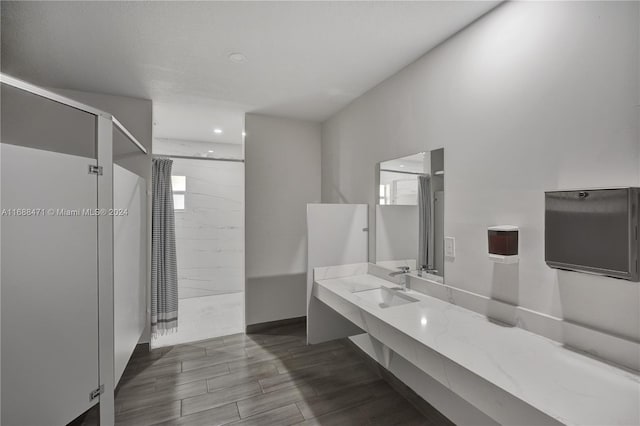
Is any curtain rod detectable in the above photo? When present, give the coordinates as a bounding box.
[153,154,244,163]
[379,168,427,176]
[113,117,148,155]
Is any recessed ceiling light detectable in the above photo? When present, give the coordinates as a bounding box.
[228,52,247,63]
[399,164,405,168]
[242,131,247,137]
[214,128,223,134]
[208,150,214,153]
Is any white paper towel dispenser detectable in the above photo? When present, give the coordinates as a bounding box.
[545,187,639,281]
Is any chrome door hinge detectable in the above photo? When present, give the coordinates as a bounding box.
[88,165,103,175]
[89,385,104,401]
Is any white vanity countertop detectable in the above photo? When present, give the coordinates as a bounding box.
[314,274,640,426]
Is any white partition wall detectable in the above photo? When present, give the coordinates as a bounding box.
[0,75,118,425]
[1,143,101,426]
[113,165,147,384]
[306,204,368,344]
[0,74,147,426]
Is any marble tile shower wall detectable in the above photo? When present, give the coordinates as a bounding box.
[172,158,244,299]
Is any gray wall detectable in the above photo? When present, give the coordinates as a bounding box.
[375,205,418,263]
[322,1,640,341]
[1,84,96,158]
[52,88,152,178]
[245,114,321,326]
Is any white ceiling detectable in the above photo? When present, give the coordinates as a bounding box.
[381,152,427,174]
[152,99,246,144]
[2,1,499,122]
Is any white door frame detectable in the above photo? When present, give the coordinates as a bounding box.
[97,116,115,426]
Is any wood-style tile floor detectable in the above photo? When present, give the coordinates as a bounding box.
[80,323,452,425]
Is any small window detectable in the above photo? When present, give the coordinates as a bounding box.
[172,175,186,211]
[379,184,391,205]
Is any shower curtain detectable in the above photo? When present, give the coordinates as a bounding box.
[151,158,178,336]
[418,174,433,270]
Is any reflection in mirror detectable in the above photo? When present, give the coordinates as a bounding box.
[379,152,425,205]
[376,149,444,282]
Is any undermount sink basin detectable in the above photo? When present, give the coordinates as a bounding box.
[352,287,418,309]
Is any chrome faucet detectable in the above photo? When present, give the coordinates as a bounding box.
[418,265,438,277]
[389,266,411,291]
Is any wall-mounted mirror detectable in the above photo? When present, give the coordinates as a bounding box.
[375,148,444,282]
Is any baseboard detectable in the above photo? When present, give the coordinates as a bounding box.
[246,316,306,334]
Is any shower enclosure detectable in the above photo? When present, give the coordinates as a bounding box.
[152,142,245,347]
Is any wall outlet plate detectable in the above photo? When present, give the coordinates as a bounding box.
[444,237,455,258]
